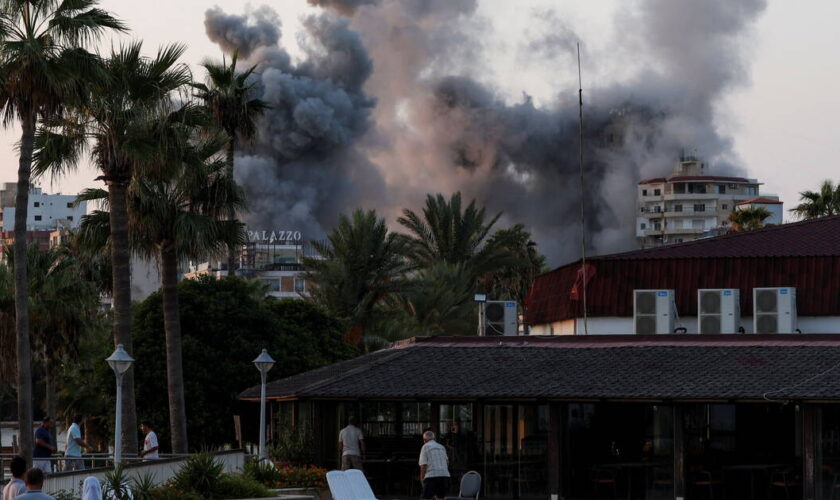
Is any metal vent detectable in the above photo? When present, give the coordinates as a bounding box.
[756,290,777,313]
[485,303,504,322]
[636,316,657,335]
[756,315,778,334]
[636,292,657,315]
[700,291,721,314]
[700,316,722,334]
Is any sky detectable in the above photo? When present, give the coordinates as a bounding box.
[0,0,838,239]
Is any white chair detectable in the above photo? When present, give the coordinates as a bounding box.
[345,469,378,500]
[445,471,481,500]
[327,470,356,500]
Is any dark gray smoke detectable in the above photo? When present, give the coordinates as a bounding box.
[204,0,766,265]
[204,6,281,58]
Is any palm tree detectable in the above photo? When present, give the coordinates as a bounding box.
[303,209,410,345]
[0,0,124,462]
[790,180,840,219]
[480,224,546,306]
[728,207,772,232]
[77,130,245,453]
[397,192,510,277]
[35,42,191,455]
[193,51,268,277]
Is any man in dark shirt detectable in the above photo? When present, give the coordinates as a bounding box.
[33,417,56,473]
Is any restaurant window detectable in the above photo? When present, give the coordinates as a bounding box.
[402,402,431,436]
[360,402,398,438]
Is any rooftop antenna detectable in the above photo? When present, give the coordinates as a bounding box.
[577,42,589,335]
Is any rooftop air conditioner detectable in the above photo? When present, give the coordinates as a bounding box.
[698,289,740,334]
[753,287,797,334]
[634,290,675,335]
[484,301,518,336]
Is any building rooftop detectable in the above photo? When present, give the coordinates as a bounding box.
[525,216,840,323]
[638,175,753,185]
[240,335,840,402]
[736,197,783,206]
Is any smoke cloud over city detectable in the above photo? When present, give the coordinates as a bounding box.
[204,0,766,266]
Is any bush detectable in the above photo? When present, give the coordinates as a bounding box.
[151,485,201,500]
[215,475,271,499]
[242,460,282,486]
[172,453,224,499]
[269,422,314,464]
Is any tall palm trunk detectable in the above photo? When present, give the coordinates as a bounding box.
[14,111,35,464]
[160,245,188,453]
[225,139,238,277]
[106,179,138,455]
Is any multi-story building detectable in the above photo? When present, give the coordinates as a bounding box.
[185,229,315,299]
[0,183,87,232]
[635,156,780,247]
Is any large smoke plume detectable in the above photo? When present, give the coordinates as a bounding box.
[204,0,766,265]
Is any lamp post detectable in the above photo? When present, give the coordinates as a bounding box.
[106,344,134,465]
[253,349,275,462]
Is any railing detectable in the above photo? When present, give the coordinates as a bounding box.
[0,450,245,496]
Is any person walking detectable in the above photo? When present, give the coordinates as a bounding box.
[14,468,56,500]
[2,456,27,500]
[419,430,450,500]
[338,416,365,470]
[64,414,90,471]
[33,417,56,473]
[139,422,160,459]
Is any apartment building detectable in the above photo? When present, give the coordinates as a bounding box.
[0,183,86,232]
[635,157,779,247]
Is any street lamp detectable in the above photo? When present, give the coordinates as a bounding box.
[106,344,134,465]
[253,349,275,462]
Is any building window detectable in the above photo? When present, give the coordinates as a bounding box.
[67,216,73,221]
[261,279,280,292]
[722,204,728,210]
[640,207,646,213]
[674,204,683,212]
[718,185,726,194]
[654,189,661,196]
[34,215,42,221]
[294,278,305,293]
[67,202,73,208]
[642,189,648,196]
[693,204,705,212]
[33,202,40,207]
[654,205,661,213]
[653,223,662,230]
[640,223,646,230]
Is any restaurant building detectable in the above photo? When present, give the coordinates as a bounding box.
[242,334,840,499]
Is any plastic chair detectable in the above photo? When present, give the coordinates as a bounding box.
[445,470,481,500]
[590,467,619,499]
[345,469,378,500]
[327,470,357,500]
[768,468,798,500]
[689,468,725,500]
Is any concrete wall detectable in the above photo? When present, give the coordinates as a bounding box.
[43,450,245,497]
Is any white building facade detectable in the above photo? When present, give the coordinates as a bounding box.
[735,197,784,225]
[0,183,86,232]
[635,157,776,248]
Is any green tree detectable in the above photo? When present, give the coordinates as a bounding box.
[728,207,772,232]
[0,0,124,462]
[193,51,268,277]
[78,131,246,453]
[37,42,192,454]
[790,180,840,219]
[303,209,410,345]
[132,276,355,450]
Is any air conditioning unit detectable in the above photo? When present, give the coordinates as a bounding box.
[634,290,675,335]
[753,287,797,334]
[484,301,518,336]
[697,289,740,334]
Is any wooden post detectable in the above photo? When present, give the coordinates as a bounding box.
[548,402,562,500]
[803,404,817,500]
[673,405,686,499]
[431,402,441,435]
[292,400,300,431]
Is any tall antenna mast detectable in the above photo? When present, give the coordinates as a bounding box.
[577,42,589,335]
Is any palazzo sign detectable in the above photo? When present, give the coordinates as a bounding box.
[247,230,303,243]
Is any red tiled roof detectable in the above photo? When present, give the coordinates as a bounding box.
[638,175,752,185]
[736,197,783,205]
[524,216,840,324]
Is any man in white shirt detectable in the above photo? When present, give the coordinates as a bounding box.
[337,416,365,470]
[419,430,450,500]
[64,414,90,471]
[139,422,160,459]
[2,456,27,500]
